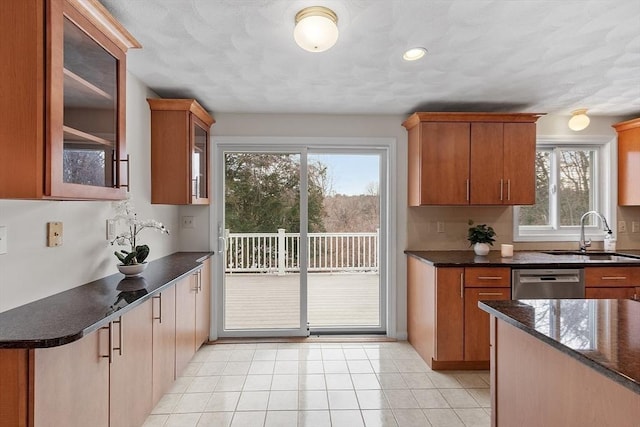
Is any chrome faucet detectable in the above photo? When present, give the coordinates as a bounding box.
[579,210,612,252]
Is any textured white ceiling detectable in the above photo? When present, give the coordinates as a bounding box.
[101,0,640,117]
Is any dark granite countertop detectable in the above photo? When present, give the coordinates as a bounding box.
[479,299,640,395]
[0,252,213,349]
[406,250,640,267]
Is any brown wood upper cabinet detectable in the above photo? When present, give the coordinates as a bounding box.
[402,112,543,206]
[148,99,215,205]
[0,0,140,200]
[613,118,640,206]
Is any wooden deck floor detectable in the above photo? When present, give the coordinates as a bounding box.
[224,273,380,330]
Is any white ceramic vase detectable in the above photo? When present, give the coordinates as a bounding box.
[117,262,147,277]
[473,243,490,256]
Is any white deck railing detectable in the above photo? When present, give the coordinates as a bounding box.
[225,229,379,274]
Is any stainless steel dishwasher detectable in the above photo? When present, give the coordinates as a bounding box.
[512,268,585,299]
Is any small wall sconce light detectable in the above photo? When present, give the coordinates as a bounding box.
[568,109,590,131]
[294,6,339,52]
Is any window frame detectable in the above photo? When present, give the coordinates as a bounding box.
[513,135,615,242]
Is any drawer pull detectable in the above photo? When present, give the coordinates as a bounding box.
[113,317,123,356]
[600,276,627,280]
[100,324,112,364]
[478,292,504,296]
[153,294,162,323]
[477,276,503,280]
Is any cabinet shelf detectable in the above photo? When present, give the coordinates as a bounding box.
[63,126,114,146]
[64,68,114,109]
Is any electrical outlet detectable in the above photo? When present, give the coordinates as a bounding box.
[437,221,445,233]
[633,221,640,233]
[618,221,627,233]
[0,226,7,255]
[182,216,195,229]
[47,222,63,247]
[106,219,116,240]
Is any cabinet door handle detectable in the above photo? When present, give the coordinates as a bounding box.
[198,270,202,291]
[113,317,123,356]
[100,324,112,364]
[500,179,504,201]
[153,294,162,323]
[478,292,504,296]
[460,273,464,299]
[507,179,511,201]
[192,176,200,199]
[477,276,503,280]
[466,179,470,201]
[601,276,627,280]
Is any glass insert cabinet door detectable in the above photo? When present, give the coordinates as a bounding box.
[192,119,209,202]
[49,0,128,199]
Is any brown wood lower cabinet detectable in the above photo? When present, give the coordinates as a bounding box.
[407,258,510,370]
[585,287,637,299]
[0,260,212,427]
[196,259,212,347]
[407,257,464,367]
[110,299,154,427]
[152,287,177,406]
[464,288,510,362]
[33,328,110,427]
[176,273,198,377]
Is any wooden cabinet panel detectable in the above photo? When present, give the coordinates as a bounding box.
[0,0,138,200]
[403,113,542,206]
[148,99,214,205]
[434,268,464,361]
[464,287,510,361]
[420,122,471,205]
[33,328,110,427]
[585,287,636,299]
[152,287,177,406]
[0,350,29,427]
[585,267,635,287]
[110,299,154,427]
[196,259,212,348]
[176,275,198,376]
[464,267,511,287]
[407,256,436,365]
[503,122,536,204]
[470,123,503,204]
[614,118,640,206]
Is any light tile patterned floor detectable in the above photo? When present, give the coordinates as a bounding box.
[144,341,491,427]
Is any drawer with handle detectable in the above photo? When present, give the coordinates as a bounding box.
[585,267,640,287]
[465,267,510,287]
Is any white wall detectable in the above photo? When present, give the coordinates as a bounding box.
[0,72,180,313]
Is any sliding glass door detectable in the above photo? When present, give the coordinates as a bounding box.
[215,143,387,337]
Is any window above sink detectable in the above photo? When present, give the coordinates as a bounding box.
[514,135,615,242]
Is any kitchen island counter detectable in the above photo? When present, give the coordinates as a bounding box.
[480,298,639,426]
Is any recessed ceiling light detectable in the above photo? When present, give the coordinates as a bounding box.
[403,47,427,61]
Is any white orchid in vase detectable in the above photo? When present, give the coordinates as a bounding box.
[110,198,169,266]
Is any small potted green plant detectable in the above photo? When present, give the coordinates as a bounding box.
[110,198,169,277]
[467,220,496,256]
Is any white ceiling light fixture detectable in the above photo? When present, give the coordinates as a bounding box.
[403,47,427,61]
[568,108,590,131]
[294,6,339,52]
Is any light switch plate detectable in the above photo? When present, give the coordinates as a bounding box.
[47,222,63,247]
[0,226,7,254]
[633,221,640,233]
[106,219,116,240]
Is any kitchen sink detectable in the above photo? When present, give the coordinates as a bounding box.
[542,250,640,260]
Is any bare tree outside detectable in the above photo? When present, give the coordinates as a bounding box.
[519,148,595,228]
